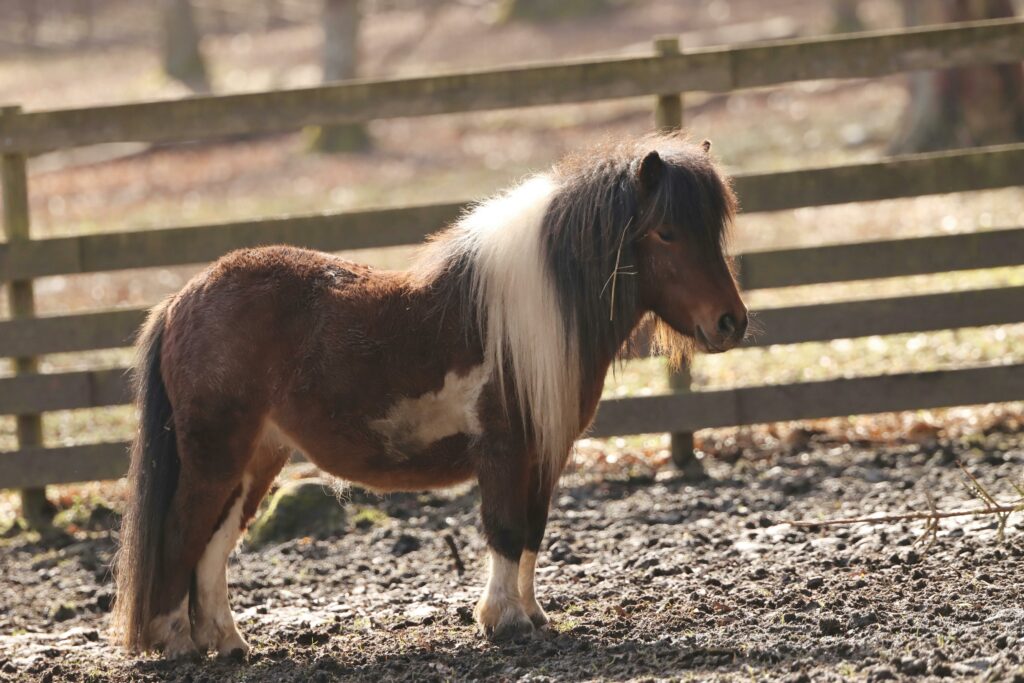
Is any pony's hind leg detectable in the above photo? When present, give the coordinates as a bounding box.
[147,414,263,658]
[190,477,250,657]
[192,434,290,657]
[148,473,243,658]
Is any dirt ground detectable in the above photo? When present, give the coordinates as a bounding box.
[2,427,1024,682]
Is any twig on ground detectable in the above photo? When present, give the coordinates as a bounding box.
[443,532,465,576]
[789,503,1024,528]
[790,462,1024,540]
[956,460,1016,541]
[913,492,940,551]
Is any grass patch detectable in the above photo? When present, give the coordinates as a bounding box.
[351,507,389,530]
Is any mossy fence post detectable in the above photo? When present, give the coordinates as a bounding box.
[653,36,704,480]
[1,105,52,526]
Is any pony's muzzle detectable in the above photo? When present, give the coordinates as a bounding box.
[697,310,747,353]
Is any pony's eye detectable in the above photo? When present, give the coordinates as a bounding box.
[654,228,675,243]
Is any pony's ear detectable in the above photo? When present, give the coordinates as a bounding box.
[636,150,664,191]
[701,139,712,155]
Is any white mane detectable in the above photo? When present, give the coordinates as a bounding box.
[416,175,581,484]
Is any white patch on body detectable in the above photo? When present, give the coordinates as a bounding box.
[413,175,580,483]
[474,551,532,638]
[147,596,194,658]
[192,474,251,657]
[517,550,548,626]
[372,363,490,456]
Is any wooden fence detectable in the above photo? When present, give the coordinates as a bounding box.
[2,18,1024,491]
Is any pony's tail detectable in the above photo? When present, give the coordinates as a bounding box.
[111,300,178,652]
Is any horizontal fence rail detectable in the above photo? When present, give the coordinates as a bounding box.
[3,283,1022,416]
[2,362,1020,489]
[747,286,1024,347]
[589,363,1024,438]
[3,144,1023,283]
[737,225,1024,290]
[1,18,1023,154]
[0,308,143,358]
[2,228,1022,360]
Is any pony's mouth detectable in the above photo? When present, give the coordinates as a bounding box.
[695,326,726,354]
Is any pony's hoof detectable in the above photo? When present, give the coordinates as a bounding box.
[525,604,550,629]
[220,645,249,662]
[521,594,549,628]
[216,632,250,660]
[194,616,249,659]
[489,615,534,642]
[475,598,534,642]
[162,637,200,660]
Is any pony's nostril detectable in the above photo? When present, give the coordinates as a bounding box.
[717,313,736,337]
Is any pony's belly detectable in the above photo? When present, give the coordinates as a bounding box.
[272,418,478,493]
[313,441,477,492]
[271,362,491,492]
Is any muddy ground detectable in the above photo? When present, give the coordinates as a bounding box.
[2,429,1024,683]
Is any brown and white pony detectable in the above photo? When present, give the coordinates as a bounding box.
[112,134,747,658]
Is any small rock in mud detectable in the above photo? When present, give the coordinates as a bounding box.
[895,657,927,675]
[391,534,421,556]
[849,610,878,628]
[818,617,843,636]
[49,603,77,622]
[867,667,896,682]
[548,540,580,564]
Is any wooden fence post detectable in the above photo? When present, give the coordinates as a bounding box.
[1,105,53,527]
[653,36,704,479]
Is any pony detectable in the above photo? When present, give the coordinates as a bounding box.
[112,133,748,658]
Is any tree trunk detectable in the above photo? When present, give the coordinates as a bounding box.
[832,0,865,33]
[498,0,609,23]
[161,0,210,93]
[22,0,39,47]
[890,0,1024,153]
[308,0,370,153]
[80,0,97,46]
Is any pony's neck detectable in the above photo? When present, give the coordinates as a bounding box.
[575,308,649,424]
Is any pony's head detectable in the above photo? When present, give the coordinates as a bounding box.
[631,138,747,362]
[546,134,747,374]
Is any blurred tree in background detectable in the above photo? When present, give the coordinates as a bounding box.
[498,0,610,22]
[831,0,865,32]
[891,0,1024,152]
[161,0,210,92]
[308,0,371,153]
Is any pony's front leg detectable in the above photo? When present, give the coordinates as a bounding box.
[519,465,555,628]
[474,446,534,641]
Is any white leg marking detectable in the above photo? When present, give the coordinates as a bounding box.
[518,550,549,627]
[148,596,195,659]
[192,475,251,657]
[474,550,533,640]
